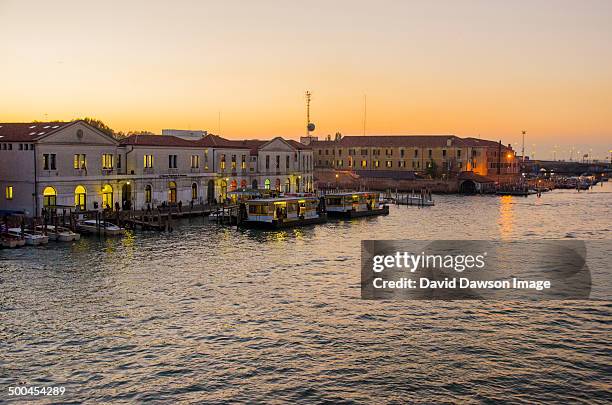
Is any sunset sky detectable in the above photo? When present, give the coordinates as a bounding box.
[1,0,610,160]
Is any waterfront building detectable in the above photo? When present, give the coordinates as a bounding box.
[0,120,314,216]
[307,135,519,177]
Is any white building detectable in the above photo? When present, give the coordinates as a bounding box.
[0,120,314,216]
[161,129,207,140]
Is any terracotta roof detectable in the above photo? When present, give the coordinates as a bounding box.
[195,134,251,148]
[286,140,311,150]
[119,134,199,147]
[309,135,512,149]
[0,121,73,142]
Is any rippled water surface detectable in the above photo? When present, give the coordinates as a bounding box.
[1,184,611,403]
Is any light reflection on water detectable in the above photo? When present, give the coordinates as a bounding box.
[0,184,610,403]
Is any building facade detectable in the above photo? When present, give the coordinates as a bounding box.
[0,121,314,216]
[309,135,518,177]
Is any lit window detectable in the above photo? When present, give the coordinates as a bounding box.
[5,186,13,200]
[74,154,86,169]
[102,154,113,169]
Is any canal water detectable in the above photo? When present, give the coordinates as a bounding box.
[1,183,611,403]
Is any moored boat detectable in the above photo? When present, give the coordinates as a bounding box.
[2,233,25,248]
[35,225,80,242]
[7,228,49,245]
[241,197,326,229]
[324,192,389,218]
[77,220,125,236]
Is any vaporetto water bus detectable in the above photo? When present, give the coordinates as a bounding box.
[323,192,389,218]
[241,196,326,229]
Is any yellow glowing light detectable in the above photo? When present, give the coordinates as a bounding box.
[507,153,513,159]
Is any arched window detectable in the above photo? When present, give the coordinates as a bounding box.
[285,178,291,193]
[191,183,198,200]
[145,185,152,203]
[296,177,300,193]
[74,185,86,210]
[252,179,258,190]
[230,179,237,191]
[275,178,281,191]
[43,186,57,207]
[220,179,228,200]
[264,179,271,190]
[101,184,113,209]
[240,179,247,189]
[168,181,177,203]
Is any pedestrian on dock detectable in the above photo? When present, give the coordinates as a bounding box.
[115,202,120,212]
[178,200,182,212]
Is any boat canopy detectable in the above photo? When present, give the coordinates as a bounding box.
[248,196,319,204]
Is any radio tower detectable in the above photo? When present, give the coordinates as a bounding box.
[306,91,315,139]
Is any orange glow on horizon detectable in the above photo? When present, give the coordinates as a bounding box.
[0,1,610,158]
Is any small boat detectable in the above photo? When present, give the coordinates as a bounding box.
[241,197,326,229]
[35,225,80,242]
[77,220,125,236]
[2,233,25,248]
[207,207,233,220]
[324,192,390,218]
[495,189,537,196]
[7,228,49,245]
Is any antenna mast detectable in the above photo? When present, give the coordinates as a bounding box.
[521,130,526,162]
[305,91,315,137]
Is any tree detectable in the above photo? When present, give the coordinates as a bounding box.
[73,117,153,139]
[75,117,115,137]
[126,130,155,136]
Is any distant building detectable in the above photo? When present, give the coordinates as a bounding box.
[310,135,519,177]
[162,129,207,140]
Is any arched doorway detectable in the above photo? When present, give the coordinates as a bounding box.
[230,179,237,191]
[74,185,86,210]
[264,179,271,190]
[252,179,258,189]
[191,183,198,201]
[275,178,281,191]
[43,186,57,208]
[145,185,152,204]
[121,182,132,210]
[207,180,215,203]
[101,184,113,209]
[285,178,291,193]
[168,181,177,203]
[459,180,477,194]
[240,179,247,189]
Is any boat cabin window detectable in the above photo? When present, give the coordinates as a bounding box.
[326,197,343,206]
